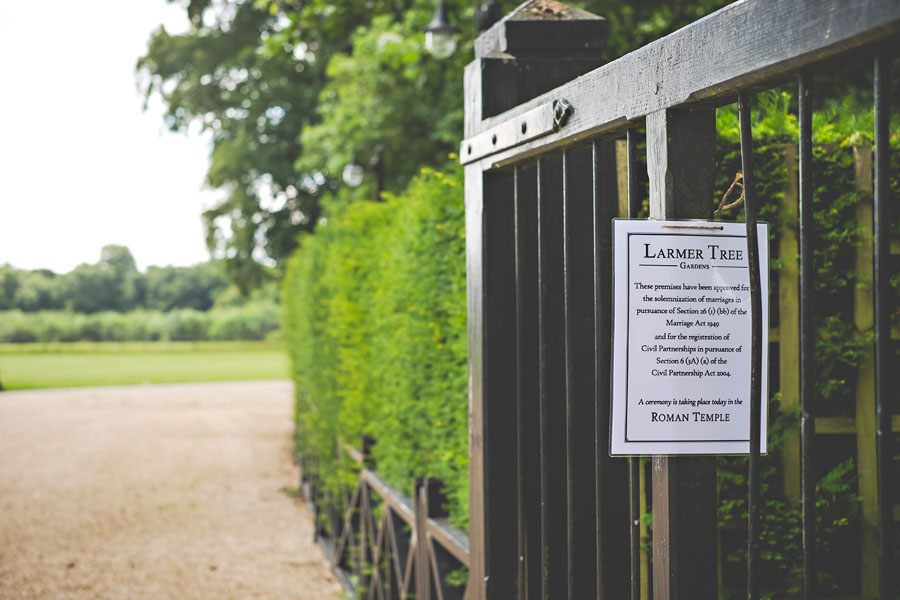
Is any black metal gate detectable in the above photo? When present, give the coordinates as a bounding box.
[461,1,899,598]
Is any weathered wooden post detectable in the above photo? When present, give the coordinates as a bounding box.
[645,108,719,599]
[463,2,613,598]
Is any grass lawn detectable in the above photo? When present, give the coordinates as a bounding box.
[0,341,289,391]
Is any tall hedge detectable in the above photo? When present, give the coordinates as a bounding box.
[283,167,468,527]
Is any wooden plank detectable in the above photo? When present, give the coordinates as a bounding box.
[482,170,520,599]
[360,469,416,526]
[592,139,630,598]
[852,146,879,600]
[427,517,471,567]
[646,110,715,219]
[814,417,857,435]
[515,163,542,600]
[647,106,718,600]
[461,0,900,166]
[537,155,568,600]
[815,415,900,435]
[464,162,487,600]
[563,145,598,598]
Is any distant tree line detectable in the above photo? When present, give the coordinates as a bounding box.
[0,244,265,314]
[0,245,283,344]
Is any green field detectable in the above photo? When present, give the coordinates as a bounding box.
[0,341,289,390]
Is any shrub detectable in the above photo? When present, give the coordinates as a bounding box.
[283,165,469,528]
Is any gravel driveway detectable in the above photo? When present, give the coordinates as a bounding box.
[0,380,342,600]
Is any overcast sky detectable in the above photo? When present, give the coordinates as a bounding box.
[0,1,221,273]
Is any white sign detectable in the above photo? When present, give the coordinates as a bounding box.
[610,219,768,455]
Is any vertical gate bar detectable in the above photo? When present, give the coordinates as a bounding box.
[646,107,717,600]
[873,48,894,600]
[564,146,599,598]
[739,92,763,600]
[628,459,640,600]
[483,170,520,599]
[465,162,519,600]
[626,127,643,600]
[515,164,542,600]
[797,74,816,600]
[537,155,568,600]
[465,161,487,600]
[593,139,631,599]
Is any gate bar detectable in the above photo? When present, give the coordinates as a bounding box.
[738,92,763,600]
[797,73,816,600]
[626,127,643,600]
[873,48,894,600]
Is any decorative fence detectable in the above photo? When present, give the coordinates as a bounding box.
[300,444,471,599]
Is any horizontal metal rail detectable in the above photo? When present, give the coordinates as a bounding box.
[461,0,900,167]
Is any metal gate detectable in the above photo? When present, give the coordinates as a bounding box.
[461,1,899,598]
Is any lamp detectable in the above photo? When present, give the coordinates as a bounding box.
[342,151,365,188]
[342,146,386,202]
[424,0,459,59]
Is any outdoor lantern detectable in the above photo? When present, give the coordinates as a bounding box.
[424,0,459,59]
[342,152,364,188]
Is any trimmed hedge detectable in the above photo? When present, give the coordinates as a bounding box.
[283,166,468,528]
[0,302,280,343]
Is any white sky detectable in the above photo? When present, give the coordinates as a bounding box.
[0,1,222,273]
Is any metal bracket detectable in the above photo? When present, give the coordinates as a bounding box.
[460,98,572,165]
[552,99,572,129]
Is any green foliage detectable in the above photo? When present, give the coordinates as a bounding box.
[297,13,466,196]
[283,166,468,528]
[715,90,898,414]
[140,0,735,293]
[717,405,861,598]
[712,89,898,596]
[0,302,279,344]
[144,263,229,311]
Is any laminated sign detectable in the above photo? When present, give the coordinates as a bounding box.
[610,220,768,455]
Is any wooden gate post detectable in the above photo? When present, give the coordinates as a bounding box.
[464,2,609,599]
[645,107,719,599]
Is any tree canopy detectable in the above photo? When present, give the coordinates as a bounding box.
[138,0,731,292]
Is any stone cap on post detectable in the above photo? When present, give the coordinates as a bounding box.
[474,0,608,58]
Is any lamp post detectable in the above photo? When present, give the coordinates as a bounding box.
[424,0,459,58]
[342,145,385,202]
[370,145,385,202]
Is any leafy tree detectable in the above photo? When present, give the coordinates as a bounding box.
[137,0,329,294]
[0,265,21,310]
[13,270,63,312]
[144,262,229,311]
[61,246,141,314]
[139,0,734,293]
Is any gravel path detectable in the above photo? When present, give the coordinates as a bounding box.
[0,380,342,600]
